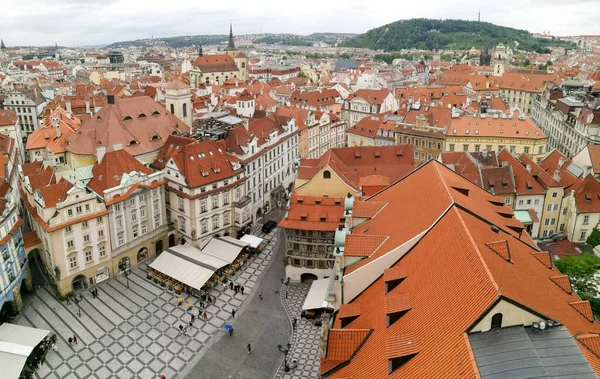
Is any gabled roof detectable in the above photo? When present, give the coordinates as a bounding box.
[571,175,600,213]
[279,195,345,231]
[66,96,188,157]
[26,107,81,154]
[170,140,242,188]
[587,145,600,174]
[297,146,415,193]
[151,135,196,170]
[326,184,600,378]
[38,179,73,207]
[539,149,581,190]
[345,160,526,275]
[87,149,152,196]
[497,150,545,196]
[192,54,239,73]
[347,89,391,106]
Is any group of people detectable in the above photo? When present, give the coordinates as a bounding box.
[229,282,245,295]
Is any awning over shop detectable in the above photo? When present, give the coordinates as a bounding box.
[0,323,50,379]
[302,278,333,311]
[202,236,250,263]
[240,234,263,248]
[149,245,229,290]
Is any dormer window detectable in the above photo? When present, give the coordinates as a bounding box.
[138,113,146,119]
[151,135,160,141]
[152,111,160,116]
[128,140,138,146]
[123,116,132,121]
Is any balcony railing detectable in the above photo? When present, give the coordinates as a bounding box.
[287,236,334,244]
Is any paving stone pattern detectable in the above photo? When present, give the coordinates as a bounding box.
[16,229,278,379]
[273,283,322,379]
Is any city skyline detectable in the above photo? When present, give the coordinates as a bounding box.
[1,0,599,46]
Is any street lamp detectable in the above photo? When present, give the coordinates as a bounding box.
[277,343,297,372]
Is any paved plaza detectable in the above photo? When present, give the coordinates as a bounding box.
[15,229,279,379]
[273,283,321,379]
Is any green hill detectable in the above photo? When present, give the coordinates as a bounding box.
[341,18,574,53]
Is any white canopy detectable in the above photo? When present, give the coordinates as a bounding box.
[0,323,50,379]
[240,234,263,248]
[202,236,249,263]
[149,245,230,290]
[302,278,332,311]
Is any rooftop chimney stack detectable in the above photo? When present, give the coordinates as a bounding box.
[96,145,107,164]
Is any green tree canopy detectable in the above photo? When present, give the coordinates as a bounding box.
[587,227,600,248]
[554,253,600,301]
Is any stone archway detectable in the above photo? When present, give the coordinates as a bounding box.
[0,301,15,322]
[137,248,148,263]
[168,234,176,247]
[256,208,262,220]
[155,240,163,256]
[300,273,318,283]
[264,201,271,214]
[72,274,87,291]
[118,257,131,274]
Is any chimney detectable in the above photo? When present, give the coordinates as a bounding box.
[553,170,561,182]
[96,145,107,163]
[112,142,123,151]
[526,164,531,172]
[85,100,90,114]
[558,156,566,168]
[65,99,72,113]
[107,94,115,104]
[56,123,61,138]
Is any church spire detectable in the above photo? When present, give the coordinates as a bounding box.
[0,39,6,50]
[226,21,236,51]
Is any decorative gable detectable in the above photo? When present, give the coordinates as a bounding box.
[569,300,595,323]
[486,240,511,261]
[549,275,572,294]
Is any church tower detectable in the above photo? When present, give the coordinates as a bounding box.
[164,79,192,127]
[493,43,506,77]
[225,22,238,57]
[198,44,203,57]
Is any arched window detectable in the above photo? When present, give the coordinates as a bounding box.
[241,62,246,69]
[170,104,174,114]
[183,103,187,117]
[323,170,331,179]
[491,313,503,329]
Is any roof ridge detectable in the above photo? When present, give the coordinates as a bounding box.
[454,207,500,293]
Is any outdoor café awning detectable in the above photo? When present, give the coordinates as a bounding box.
[302,278,333,311]
[149,245,230,290]
[202,236,250,263]
[240,234,263,248]
[0,323,50,379]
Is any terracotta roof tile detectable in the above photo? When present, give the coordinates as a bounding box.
[351,201,386,219]
[87,149,152,196]
[37,180,73,208]
[384,294,411,315]
[326,329,371,361]
[498,150,545,195]
[571,175,600,213]
[531,251,553,269]
[385,334,418,359]
[344,234,387,257]
[578,334,600,358]
[383,266,407,283]
[338,302,362,319]
[550,275,573,294]
[485,240,511,261]
[569,301,595,323]
[279,195,345,231]
[450,115,546,140]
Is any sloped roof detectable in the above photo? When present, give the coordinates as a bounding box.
[66,96,188,157]
[347,89,391,106]
[344,161,527,275]
[449,115,546,140]
[297,146,415,192]
[87,149,152,196]
[498,150,545,195]
[38,179,73,207]
[170,140,242,188]
[151,135,196,170]
[26,107,81,153]
[326,196,600,378]
[279,195,345,231]
[192,54,239,73]
[571,175,600,213]
[539,150,581,190]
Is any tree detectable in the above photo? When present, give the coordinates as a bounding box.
[554,253,600,301]
[523,58,531,67]
[546,60,553,66]
[297,71,308,78]
[587,227,600,247]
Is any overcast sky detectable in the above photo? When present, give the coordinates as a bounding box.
[0,0,598,46]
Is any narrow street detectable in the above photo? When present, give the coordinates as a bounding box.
[181,227,291,379]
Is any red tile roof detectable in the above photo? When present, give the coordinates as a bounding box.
[66,96,189,157]
[497,150,545,195]
[571,175,600,213]
[539,150,581,190]
[347,89,391,105]
[151,135,196,170]
[38,179,73,207]
[449,115,546,140]
[87,149,152,196]
[192,54,239,73]
[170,140,243,188]
[279,195,345,231]
[344,234,387,257]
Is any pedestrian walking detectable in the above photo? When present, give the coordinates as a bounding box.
[197,309,202,318]
[229,282,234,290]
[190,315,195,326]
[203,311,207,321]
[231,309,236,318]
[72,335,78,345]
[52,343,58,352]
[188,321,193,328]
[259,292,263,300]
[183,327,188,336]
[229,327,233,337]
[161,376,167,379]
[95,288,99,298]
[92,289,96,298]
[66,296,70,305]
[178,297,183,306]
[68,337,73,345]
[178,324,184,333]
[240,286,245,295]
[247,343,251,354]
[293,318,297,329]
[187,301,193,311]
